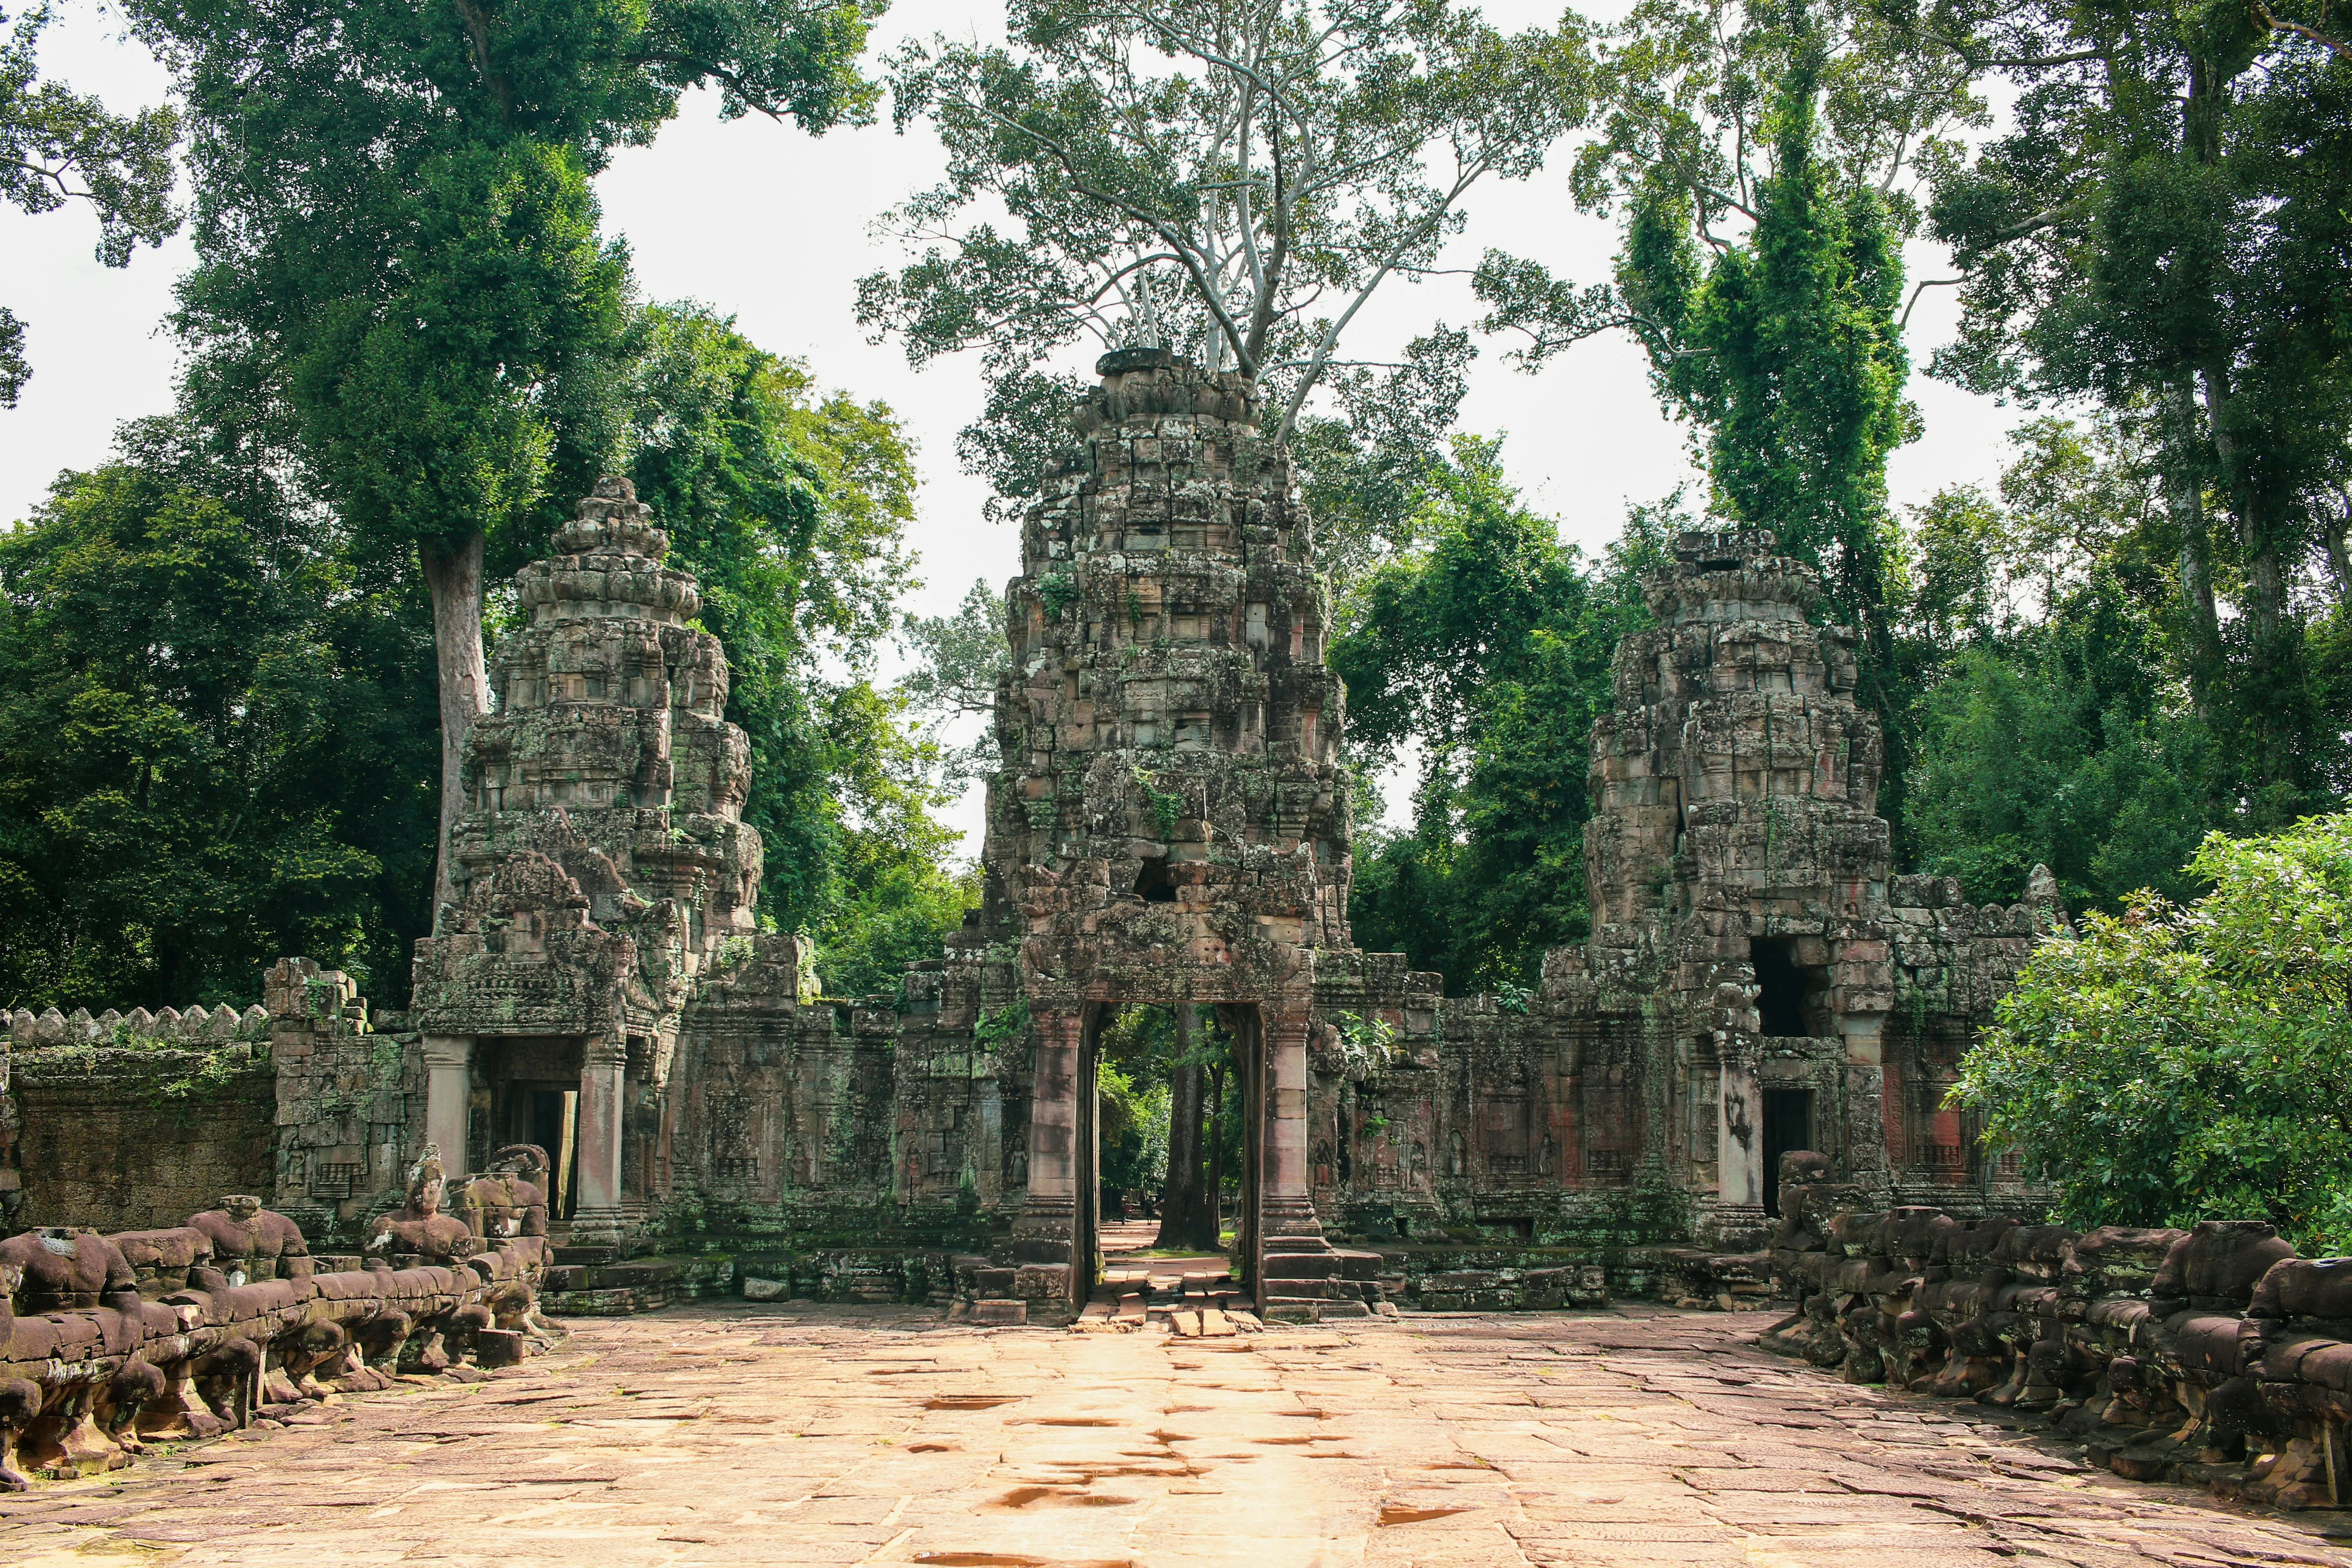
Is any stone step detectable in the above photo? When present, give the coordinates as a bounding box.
[1259,1277,1372,1301]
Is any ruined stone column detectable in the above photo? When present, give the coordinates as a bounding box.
[1716,1047,1765,1227]
[420,1036,473,1174]
[1257,1006,1328,1253]
[572,1035,628,1247]
[1009,1008,1084,1294]
[1841,1014,1893,1204]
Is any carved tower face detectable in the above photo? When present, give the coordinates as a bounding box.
[412,477,764,1046]
[1585,528,1893,980]
[981,350,1353,1008]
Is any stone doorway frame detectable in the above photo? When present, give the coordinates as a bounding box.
[420,1029,631,1246]
[1067,1002,1269,1295]
[1014,990,1326,1308]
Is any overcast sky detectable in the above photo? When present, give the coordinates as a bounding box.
[0,0,2024,845]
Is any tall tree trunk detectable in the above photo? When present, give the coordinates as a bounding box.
[422,532,490,925]
[2201,361,2284,607]
[1155,1007,1208,1248]
[1204,1060,1227,1254]
[2326,488,2352,610]
[2161,379,2220,718]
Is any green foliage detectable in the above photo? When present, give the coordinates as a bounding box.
[1096,1058,1171,1198]
[1131,767,1182,838]
[1951,813,2352,1253]
[861,0,1583,512]
[973,997,1032,1053]
[1333,442,1663,989]
[799,682,977,1002]
[1908,643,2212,910]
[896,578,1010,789]
[1917,0,2352,806]
[1038,573,1080,624]
[0,3,181,405]
[1894,411,2336,910]
[0,440,438,1009]
[139,0,882,553]
[1332,1011,1400,1073]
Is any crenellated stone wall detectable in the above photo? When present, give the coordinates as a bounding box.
[2,1003,276,1232]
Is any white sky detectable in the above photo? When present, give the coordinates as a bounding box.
[0,0,2021,848]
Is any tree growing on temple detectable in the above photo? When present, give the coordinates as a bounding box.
[858,0,1585,523]
[1474,0,1986,840]
[129,0,885,914]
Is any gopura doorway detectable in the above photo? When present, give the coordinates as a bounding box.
[475,1035,583,1220]
[1072,1001,1267,1292]
[1761,1087,1813,1217]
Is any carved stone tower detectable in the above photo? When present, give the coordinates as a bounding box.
[983,348,1357,1303]
[1583,528,1897,1239]
[410,477,766,1248]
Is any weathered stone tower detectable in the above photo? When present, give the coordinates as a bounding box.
[1582,527,1896,1238]
[981,347,1359,1303]
[409,477,781,1248]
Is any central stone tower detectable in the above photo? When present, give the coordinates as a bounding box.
[1582,527,1897,1239]
[982,348,1359,1305]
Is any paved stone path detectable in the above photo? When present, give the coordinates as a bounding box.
[5,1305,2348,1568]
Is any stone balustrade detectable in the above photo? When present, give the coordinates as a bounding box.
[0,1172,554,1488]
[1758,1162,2351,1510]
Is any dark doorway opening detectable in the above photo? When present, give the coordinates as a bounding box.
[1133,859,1177,902]
[1074,1001,1265,1293]
[1750,937,1823,1037]
[1762,1088,1812,1217]
[478,1036,583,1220]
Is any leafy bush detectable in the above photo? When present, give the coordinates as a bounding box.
[1950,812,2352,1253]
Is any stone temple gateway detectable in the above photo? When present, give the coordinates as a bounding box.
[2,353,2062,1319]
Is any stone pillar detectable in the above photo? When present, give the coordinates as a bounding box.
[1840,1014,1892,1204]
[1256,1006,1329,1254]
[1009,1008,1084,1300]
[572,1035,628,1247]
[420,1036,473,1173]
[1715,1043,1766,1244]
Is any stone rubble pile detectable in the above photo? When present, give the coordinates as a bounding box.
[0,1145,556,1489]
[1759,1155,2351,1510]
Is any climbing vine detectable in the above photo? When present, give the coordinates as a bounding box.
[1131,766,1182,837]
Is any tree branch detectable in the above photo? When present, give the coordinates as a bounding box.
[2245,0,2352,58]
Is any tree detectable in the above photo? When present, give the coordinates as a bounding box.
[608,303,972,998]
[131,0,884,915]
[0,3,180,406]
[0,433,440,1008]
[1916,0,2352,806]
[897,578,1010,790]
[1332,440,1665,987]
[1951,812,2352,1254]
[1474,0,1984,839]
[1896,415,2232,910]
[858,0,1584,514]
